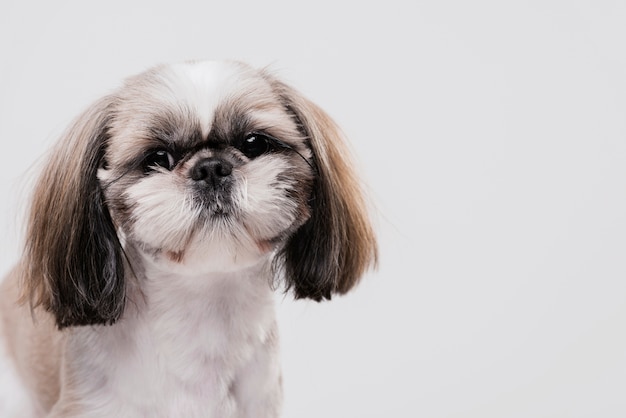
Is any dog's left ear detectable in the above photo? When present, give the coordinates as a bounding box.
[268,76,378,301]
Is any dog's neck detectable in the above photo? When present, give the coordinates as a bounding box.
[132,253,277,354]
[57,250,282,416]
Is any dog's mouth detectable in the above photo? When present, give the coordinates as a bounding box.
[193,184,236,218]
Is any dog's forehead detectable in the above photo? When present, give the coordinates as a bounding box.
[114,61,291,138]
[157,61,275,137]
[107,61,299,163]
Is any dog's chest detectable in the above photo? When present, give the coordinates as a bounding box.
[111,320,244,412]
[63,281,281,417]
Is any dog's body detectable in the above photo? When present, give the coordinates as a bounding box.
[0,61,376,417]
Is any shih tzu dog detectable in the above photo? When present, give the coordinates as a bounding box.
[0,61,377,417]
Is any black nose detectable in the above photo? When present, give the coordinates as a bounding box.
[191,158,233,186]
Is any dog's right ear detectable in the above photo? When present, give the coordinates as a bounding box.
[21,96,126,329]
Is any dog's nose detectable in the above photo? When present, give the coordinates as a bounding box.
[190,158,233,186]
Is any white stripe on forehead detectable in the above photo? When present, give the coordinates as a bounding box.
[163,61,250,138]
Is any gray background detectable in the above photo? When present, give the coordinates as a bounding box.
[1,1,626,417]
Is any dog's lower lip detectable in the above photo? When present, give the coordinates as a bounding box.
[211,208,231,217]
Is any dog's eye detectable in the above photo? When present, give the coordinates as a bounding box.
[240,133,271,159]
[143,150,175,172]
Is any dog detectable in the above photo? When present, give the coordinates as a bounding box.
[0,61,377,417]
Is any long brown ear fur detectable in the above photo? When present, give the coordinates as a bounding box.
[21,96,125,328]
[270,79,378,300]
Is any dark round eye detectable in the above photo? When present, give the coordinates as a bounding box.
[143,149,175,172]
[241,133,270,159]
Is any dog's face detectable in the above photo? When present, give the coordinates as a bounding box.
[22,61,377,328]
[99,62,315,273]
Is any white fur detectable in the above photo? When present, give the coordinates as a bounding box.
[240,156,301,237]
[122,171,201,252]
[113,148,303,274]
[0,335,41,417]
[165,61,246,137]
[47,255,281,417]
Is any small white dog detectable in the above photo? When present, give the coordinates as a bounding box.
[0,61,377,417]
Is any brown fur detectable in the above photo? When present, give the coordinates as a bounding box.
[1,269,64,413]
[267,76,378,299]
[21,96,125,328]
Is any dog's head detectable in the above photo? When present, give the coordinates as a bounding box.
[22,61,377,328]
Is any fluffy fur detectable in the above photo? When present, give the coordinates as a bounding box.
[0,61,377,417]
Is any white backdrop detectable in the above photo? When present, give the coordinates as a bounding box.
[1,1,626,417]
